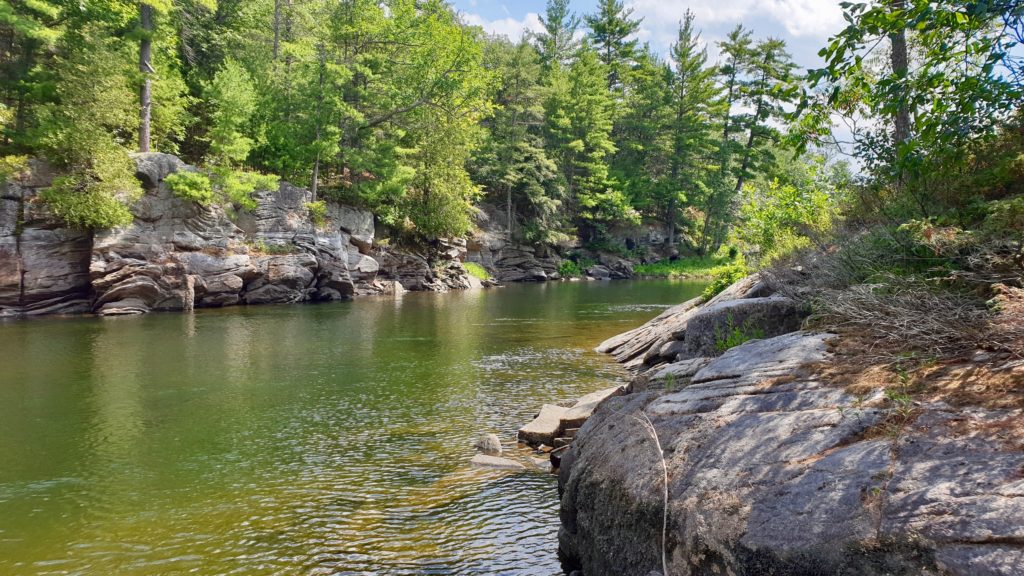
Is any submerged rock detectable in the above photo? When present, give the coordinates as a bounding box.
[470,454,525,471]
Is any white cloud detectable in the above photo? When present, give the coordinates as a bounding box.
[622,0,845,68]
[627,0,843,39]
[461,12,544,42]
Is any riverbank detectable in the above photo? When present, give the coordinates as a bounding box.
[556,274,1024,576]
[1,154,650,318]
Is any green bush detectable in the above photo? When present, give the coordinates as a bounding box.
[463,261,491,280]
[39,176,133,230]
[558,259,584,277]
[217,169,278,211]
[0,155,28,184]
[305,200,328,227]
[715,317,766,352]
[702,262,749,300]
[165,171,214,206]
[249,239,297,255]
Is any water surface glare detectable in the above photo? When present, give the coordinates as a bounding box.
[0,280,706,575]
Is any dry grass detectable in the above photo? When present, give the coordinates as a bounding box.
[806,277,991,358]
[764,225,1023,362]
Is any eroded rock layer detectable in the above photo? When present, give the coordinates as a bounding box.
[0,154,473,317]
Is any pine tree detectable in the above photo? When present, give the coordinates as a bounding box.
[584,0,642,91]
[699,24,753,255]
[472,39,562,243]
[546,46,635,241]
[665,12,721,247]
[533,0,580,72]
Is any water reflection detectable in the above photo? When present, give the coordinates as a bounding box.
[0,280,706,575]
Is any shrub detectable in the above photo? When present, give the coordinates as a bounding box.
[305,200,328,227]
[714,317,766,352]
[558,259,585,278]
[39,176,133,230]
[165,171,214,206]
[217,169,277,211]
[463,262,491,280]
[249,239,297,255]
[702,262,749,300]
[0,155,28,184]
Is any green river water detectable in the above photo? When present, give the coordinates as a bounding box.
[0,280,705,575]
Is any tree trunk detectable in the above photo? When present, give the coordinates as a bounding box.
[273,0,281,61]
[311,44,326,202]
[699,66,740,256]
[889,0,911,149]
[506,186,513,241]
[666,197,676,246]
[139,3,154,153]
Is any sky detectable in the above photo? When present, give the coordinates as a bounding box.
[451,0,849,73]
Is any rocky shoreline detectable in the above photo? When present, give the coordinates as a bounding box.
[1,154,643,319]
[551,275,1024,576]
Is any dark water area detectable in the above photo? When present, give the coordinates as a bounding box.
[0,280,705,575]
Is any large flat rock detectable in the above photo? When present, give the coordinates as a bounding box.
[560,330,1024,576]
[518,404,570,445]
[562,385,626,429]
[692,331,833,385]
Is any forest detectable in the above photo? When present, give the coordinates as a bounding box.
[1,0,1022,281]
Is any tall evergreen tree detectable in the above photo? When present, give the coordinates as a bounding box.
[533,0,580,72]
[584,0,642,90]
[699,24,753,254]
[665,12,721,247]
[546,46,635,241]
[472,38,562,242]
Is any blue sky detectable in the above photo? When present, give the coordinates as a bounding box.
[451,0,849,73]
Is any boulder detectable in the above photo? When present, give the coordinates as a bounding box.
[473,433,502,456]
[585,265,612,280]
[682,295,808,358]
[561,385,626,429]
[559,331,1024,576]
[597,253,634,279]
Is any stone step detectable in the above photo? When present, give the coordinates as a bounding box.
[518,404,570,445]
[561,385,625,429]
[553,437,573,449]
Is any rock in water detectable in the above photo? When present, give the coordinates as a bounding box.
[470,454,525,471]
[473,433,502,455]
[561,385,625,429]
[518,404,570,446]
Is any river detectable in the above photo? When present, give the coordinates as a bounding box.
[0,280,705,575]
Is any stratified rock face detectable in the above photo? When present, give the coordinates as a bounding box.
[374,237,474,293]
[0,164,93,317]
[0,154,401,317]
[466,204,562,283]
[561,330,1024,576]
[88,153,371,315]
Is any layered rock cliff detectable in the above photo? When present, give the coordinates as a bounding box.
[559,276,1024,576]
[0,154,472,317]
